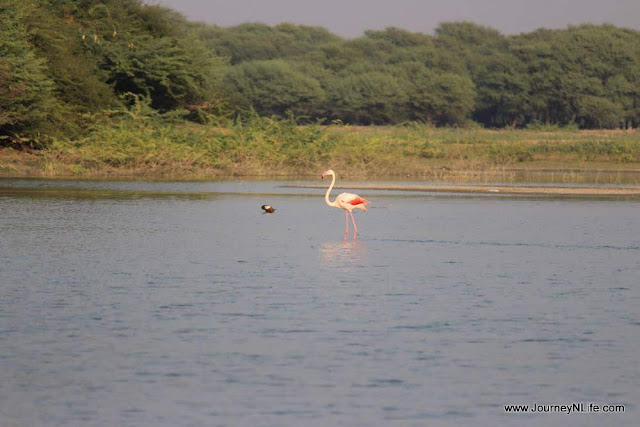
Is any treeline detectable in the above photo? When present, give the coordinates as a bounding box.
[2,0,640,147]
[204,21,640,128]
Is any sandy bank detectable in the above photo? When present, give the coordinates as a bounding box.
[293,183,640,197]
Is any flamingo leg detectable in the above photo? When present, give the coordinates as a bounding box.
[350,211,358,240]
[344,210,349,239]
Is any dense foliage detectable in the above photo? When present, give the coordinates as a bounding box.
[2,0,640,147]
[206,22,640,129]
[0,0,221,144]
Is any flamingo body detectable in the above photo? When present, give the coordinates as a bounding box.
[322,169,370,239]
[335,193,369,211]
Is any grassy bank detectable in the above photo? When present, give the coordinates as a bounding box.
[2,117,640,181]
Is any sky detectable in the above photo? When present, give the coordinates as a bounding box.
[157,0,640,38]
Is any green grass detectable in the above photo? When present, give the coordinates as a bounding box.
[2,117,640,180]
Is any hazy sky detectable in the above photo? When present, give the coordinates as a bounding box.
[158,0,640,38]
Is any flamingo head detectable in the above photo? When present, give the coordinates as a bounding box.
[321,169,334,179]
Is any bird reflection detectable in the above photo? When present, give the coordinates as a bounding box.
[319,240,368,268]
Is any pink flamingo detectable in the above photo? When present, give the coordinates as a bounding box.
[322,169,370,240]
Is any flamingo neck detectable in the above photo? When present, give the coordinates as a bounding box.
[325,172,339,208]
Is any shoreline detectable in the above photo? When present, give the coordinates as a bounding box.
[2,177,639,197]
[288,183,640,197]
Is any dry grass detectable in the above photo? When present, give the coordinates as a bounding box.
[2,123,640,183]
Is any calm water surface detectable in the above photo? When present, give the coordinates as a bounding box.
[1,178,639,426]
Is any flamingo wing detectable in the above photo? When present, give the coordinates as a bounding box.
[347,195,370,206]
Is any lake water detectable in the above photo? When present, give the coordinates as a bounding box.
[1,178,638,426]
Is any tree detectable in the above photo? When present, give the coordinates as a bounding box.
[325,71,408,124]
[94,35,220,111]
[511,30,572,125]
[474,52,531,127]
[434,21,507,78]
[403,65,476,125]
[0,0,57,141]
[70,1,223,112]
[195,22,340,65]
[365,27,432,48]
[222,60,325,117]
[512,24,640,128]
[25,0,117,115]
[576,96,623,128]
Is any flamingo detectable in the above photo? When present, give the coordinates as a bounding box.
[321,169,370,240]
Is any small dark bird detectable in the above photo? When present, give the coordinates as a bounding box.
[261,205,276,213]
